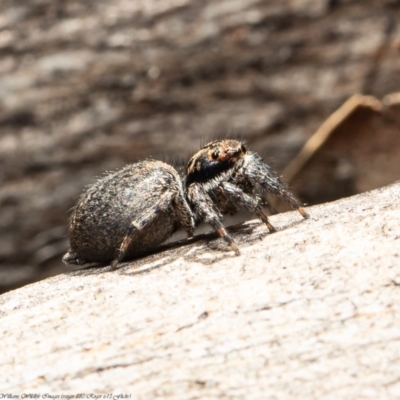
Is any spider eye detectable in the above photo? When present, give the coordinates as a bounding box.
[211,149,220,159]
[241,144,247,153]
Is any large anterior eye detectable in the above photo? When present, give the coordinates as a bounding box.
[241,144,247,153]
[211,149,220,159]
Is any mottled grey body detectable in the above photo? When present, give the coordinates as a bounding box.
[63,160,195,268]
[63,140,308,267]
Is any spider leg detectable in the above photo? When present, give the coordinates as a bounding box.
[111,189,195,269]
[62,250,87,266]
[244,155,309,219]
[187,185,240,255]
[219,182,276,232]
[172,189,196,237]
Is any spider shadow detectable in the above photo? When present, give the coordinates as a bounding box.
[68,229,232,277]
[67,230,220,277]
[68,216,307,277]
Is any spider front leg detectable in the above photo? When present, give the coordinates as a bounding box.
[219,182,276,232]
[244,154,309,219]
[187,185,240,255]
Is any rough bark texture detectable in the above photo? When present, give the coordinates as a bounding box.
[1,182,399,397]
[1,0,400,293]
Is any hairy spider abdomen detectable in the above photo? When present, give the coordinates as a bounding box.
[63,160,195,268]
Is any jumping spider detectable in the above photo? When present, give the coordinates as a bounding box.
[63,140,308,269]
[185,139,309,255]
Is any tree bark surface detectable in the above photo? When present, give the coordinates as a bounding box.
[1,182,399,398]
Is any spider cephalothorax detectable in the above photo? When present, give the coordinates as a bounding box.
[186,139,309,254]
[186,139,248,185]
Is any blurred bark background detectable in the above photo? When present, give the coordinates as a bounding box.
[1,0,400,293]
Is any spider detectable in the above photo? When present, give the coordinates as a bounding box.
[63,160,195,269]
[63,140,308,269]
[185,139,309,254]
